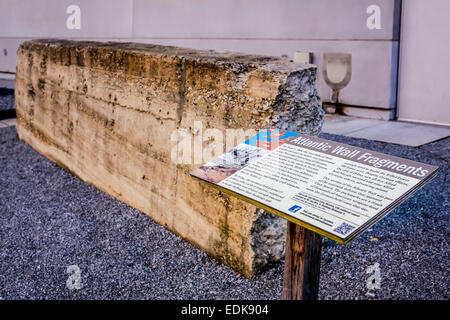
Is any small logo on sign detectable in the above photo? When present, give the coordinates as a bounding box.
[288,205,302,213]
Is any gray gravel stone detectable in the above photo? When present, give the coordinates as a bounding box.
[0,88,14,112]
[0,123,448,300]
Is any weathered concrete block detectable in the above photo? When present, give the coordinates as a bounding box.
[15,39,323,278]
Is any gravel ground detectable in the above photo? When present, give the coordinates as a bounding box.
[0,121,448,300]
[0,88,14,112]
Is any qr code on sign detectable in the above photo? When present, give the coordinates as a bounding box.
[333,222,355,236]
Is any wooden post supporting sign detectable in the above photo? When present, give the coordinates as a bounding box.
[282,221,322,300]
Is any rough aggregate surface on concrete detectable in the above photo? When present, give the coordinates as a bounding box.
[0,122,448,300]
[271,69,323,133]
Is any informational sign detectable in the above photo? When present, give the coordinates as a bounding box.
[190,128,438,244]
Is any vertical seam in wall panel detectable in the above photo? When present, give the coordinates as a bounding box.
[131,0,136,38]
[392,0,402,41]
[392,0,403,120]
[389,41,399,119]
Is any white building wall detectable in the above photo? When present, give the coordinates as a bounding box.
[397,0,450,126]
[4,0,447,126]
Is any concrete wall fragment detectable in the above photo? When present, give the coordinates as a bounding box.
[15,39,323,277]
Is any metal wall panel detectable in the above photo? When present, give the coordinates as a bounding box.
[0,0,133,38]
[397,0,450,125]
[133,0,399,40]
[0,38,27,73]
[0,0,401,113]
